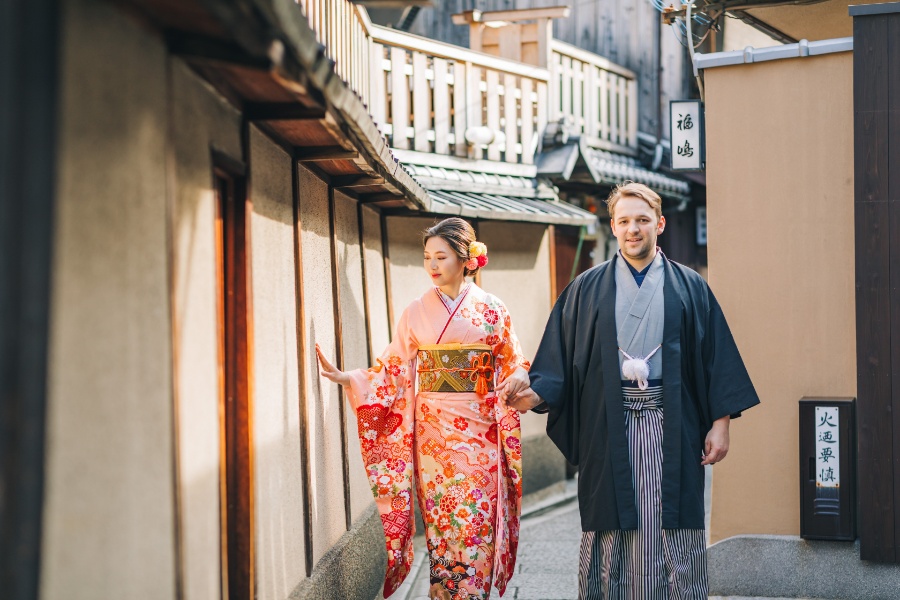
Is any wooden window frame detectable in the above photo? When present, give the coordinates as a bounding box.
[214,154,256,598]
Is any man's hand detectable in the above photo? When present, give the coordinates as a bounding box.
[496,367,530,403]
[509,387,544,413]
[701,416,730,465]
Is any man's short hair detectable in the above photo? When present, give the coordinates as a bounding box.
[606,182,662,220]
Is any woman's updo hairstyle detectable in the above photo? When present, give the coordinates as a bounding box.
[423,217,487,277]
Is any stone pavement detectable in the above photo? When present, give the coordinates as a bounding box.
[396,480,813,600]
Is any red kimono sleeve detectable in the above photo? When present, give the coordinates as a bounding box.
[345,306,419,597]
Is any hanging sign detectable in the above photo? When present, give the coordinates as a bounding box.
[670,100,704,171]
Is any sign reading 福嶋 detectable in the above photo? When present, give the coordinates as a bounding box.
[670,100,704,171]
[815,406,840,488]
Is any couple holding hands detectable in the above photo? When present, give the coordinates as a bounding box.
[317,182,758,600]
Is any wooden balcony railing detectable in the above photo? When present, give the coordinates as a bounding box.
[368,25,549,164]
[298,0,637,165]
[551,40,638,153]
[299,0,371,101]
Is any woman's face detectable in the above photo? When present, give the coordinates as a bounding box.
[424,236,467,288]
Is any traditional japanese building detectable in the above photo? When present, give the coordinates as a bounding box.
[390,0,708,275]
[0,0,683,599]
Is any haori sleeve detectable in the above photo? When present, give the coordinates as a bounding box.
[702,286,761,421]
[345,305,419,414]
[490,300,531,383]
[343,304,421,595]
[528,279,581,464]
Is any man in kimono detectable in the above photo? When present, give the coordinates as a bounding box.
[507,182,759,599]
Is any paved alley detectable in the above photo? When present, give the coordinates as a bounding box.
[398,491,808,600]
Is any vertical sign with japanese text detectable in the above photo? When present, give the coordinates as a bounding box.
[815,406,840,488]
[670,100,703,171]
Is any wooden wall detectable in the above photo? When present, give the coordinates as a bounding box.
[407,0,693,137]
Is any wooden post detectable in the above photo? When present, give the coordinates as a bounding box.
[390,47,409,150]
[851,3,900,564]
[412,51,430,152]
[467,65,483,160]
[599,70,610,141]
[453,61,468,157]
[0,1,59,597]
[536,17,554,69]
[503,73,518,162]
[433,58,450,155]
[585,65,598,137]
[521,77,535,164]
[369,41,386,128]
[469,23,485,54]
[486,70,501,161]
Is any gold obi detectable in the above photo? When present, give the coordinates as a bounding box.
[416,343,494,394]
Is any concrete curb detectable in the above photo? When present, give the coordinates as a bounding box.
[521,478,578,520]
[708,534,900,600]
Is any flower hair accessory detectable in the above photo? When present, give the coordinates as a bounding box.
[467,241,489,270]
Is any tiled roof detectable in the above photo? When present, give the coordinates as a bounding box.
[397,163,597,225]
[425,190,597,226]
[583,147,692,201]
[536,138,692,202]
[400,164,553,198]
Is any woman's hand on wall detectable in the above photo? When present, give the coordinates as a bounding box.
[315,344,351,386]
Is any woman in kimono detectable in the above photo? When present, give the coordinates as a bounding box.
[316,217,530,600]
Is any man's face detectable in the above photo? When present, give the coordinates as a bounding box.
[610,196,666,264]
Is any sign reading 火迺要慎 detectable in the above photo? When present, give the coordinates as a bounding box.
[670,100,704,171]
[815,406,839,488]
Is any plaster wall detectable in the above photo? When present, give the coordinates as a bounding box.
[247,127,307,599]
[386,216,439,315]
[477,222,552,440]
[170,59,243,600]
[703,52,855,542]
[41,2,176,597]
[747,0,852,42]
[722,18,781,52]
[478,222,565,493]
[297,165,348,561]
[334,191,377,521]
[361,207,391,357]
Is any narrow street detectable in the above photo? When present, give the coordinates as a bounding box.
[400,483,803,600]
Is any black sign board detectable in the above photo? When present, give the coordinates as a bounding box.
[799,398,856,541]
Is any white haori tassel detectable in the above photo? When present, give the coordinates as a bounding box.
[619,345,662,390]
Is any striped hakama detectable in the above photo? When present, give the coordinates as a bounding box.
[578,383,707,600]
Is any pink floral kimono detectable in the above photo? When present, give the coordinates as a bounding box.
[346,283,528,599]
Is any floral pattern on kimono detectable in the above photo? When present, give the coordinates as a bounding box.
[345,284,528,599]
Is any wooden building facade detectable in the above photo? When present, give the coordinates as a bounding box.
[0,0,670,599]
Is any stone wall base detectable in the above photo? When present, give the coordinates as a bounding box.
[709,534,900,600]
[289,504,386,600]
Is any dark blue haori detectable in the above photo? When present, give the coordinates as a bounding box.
[529,252,760,531]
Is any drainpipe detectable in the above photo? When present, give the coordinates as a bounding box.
[686,2,705,101]
[656,0,664,144]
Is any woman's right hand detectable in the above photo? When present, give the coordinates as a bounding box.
[316,344,351,386]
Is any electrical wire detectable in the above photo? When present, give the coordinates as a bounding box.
[650,0,715,50]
